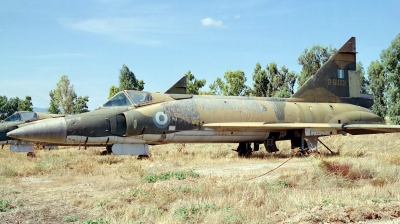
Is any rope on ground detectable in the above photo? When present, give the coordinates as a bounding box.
[246,156,294,181]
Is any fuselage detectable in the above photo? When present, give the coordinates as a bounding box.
[7,95,381,146]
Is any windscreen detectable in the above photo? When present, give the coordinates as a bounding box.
[4,112,23,122]
[102,92,132,107]
[126,91,153,104]
[20,112,38,121]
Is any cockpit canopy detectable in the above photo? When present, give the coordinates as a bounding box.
[101,91,153,108]
[4,111,38,122]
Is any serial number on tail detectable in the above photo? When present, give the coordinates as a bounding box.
[327,79,346,86]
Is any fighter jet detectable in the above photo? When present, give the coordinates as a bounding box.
[0,111,63,152]
[8,37,400,157]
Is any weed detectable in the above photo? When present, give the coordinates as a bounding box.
[322,198,332,206]
[143,170,200,183]
[372,197,393,203]
[0,199,12,212]
[63,215,77,222]
[174,206,189,220]
[139,207,145,215]
[143,174,158,183]
[126,188,150,199]
[310,215,323,222]
[172,186,202,194]
[174,203,221,220]
[222,206,242,223]
[264,180,291,190]
[1,165,19,177]
[95,200,112,208]
[222,214,242,223]
[319,160,374,180]
[75,217,109,224]
[319,160,351,176]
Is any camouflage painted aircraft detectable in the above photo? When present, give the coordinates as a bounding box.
[0,111,63,152]
[7,37,400,157]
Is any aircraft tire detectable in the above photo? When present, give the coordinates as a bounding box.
[237,143,252,158]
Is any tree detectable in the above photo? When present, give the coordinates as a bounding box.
[368,60,386,119]
[18,96,33,111]
[0,95,33,120]
[209,70,250,96]
[381,33,400,124]
[185,71,206,94]
[48,90,60,114]
[273,66,297,97]
[108,64,145,99]
[72,96,89,114]
[252,62,269,97]
[49,75,89,114]
[357,62,370,94]
[108,86,120,99]
[54,75,76,114]
[258,63,296,98]
[297,45,337,87]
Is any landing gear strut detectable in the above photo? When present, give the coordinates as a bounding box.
[237,142,252,158]
[101,145,113,155]
[264,137,279,153]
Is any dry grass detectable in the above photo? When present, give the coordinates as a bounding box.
[1,134,400,223]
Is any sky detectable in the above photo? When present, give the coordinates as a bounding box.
[0,0,399,111]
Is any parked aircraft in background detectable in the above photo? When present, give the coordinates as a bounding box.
[8,37,400,157]
[0,111,63,152]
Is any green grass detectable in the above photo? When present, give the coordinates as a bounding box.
[143,170,200,183]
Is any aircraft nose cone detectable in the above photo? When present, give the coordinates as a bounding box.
[7,118,67,143]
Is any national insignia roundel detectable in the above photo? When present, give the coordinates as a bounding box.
[152,110,170,128]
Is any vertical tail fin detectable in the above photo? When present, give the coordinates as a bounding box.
[165,76,187,94]
[292,37,361,103]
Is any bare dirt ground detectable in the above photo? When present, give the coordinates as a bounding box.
[1,134,400,223]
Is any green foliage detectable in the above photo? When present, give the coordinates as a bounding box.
[119,64,144,91]
[357,61,370,94]
[1,165,19,177]
[75,217,109,224]
[126,188,151,198]
[95,200,112,207]
[267,63,296,97]
[264,180,291,190]
[368,60,387,118]
[174,203,222,220]
[108,85,120,99]
[186,71,206,94]
[63,215,77,222]
[143,170,200,183]
[0,95,33,120]
[209,70,250,96]
[0,199,11,212]
[108,64,145,99]
[252,62,296,97]
[297,44,337,87]
[48,90,61,114]
[172,186,202,194]
[382,33,400,124]
[49,75,89,114]
[72,96,89,114]
[252,62,269,97]
[372,197,394,203]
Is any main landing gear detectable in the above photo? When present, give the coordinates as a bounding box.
[101,145,113,155]
[234,130,335,157]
